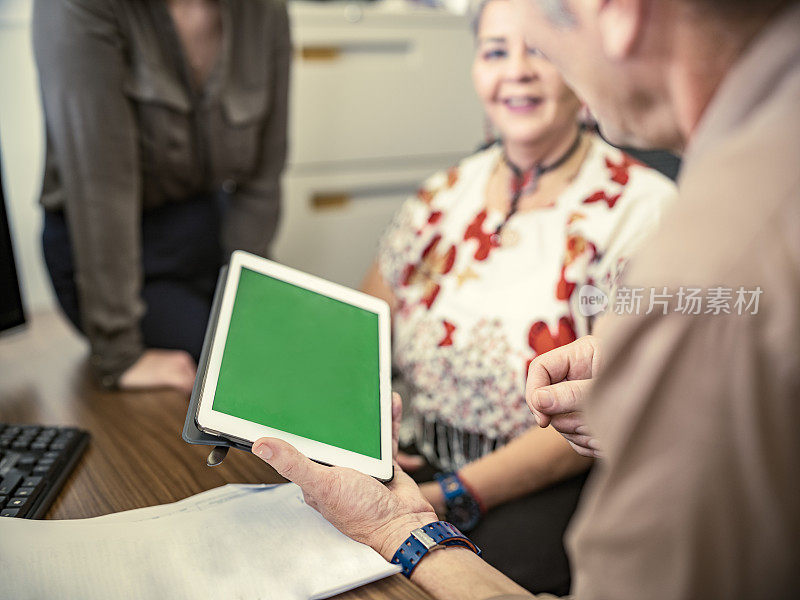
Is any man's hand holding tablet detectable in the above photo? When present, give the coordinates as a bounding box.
[251,393,439,559]
[194,251,394,481]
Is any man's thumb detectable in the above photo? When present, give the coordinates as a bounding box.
[252,437,321,487]
[534,379,591,415]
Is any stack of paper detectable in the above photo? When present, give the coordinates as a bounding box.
[0,484,400,599]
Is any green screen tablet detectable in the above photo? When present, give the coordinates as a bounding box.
[196,251,393,480]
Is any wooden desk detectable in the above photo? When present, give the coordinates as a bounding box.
[0,311,431,600]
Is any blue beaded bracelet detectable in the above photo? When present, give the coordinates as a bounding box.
[390,521,481,578]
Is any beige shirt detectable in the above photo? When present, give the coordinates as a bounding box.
[33,0,290,381]
[564,5,800,599]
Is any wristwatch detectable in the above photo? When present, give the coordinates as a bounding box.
[435,472,484,532]
[390,520,481,578]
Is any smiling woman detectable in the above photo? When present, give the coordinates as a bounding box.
[359,0,678,593]
[471,0,583,174]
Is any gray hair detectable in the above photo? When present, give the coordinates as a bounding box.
[470,0,493,37]
[471,0,577,37]
[536,0,578,28]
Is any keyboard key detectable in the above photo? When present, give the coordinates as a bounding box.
[32,464,57,477]
[7,496,31,510]
[12,439,31,450]
[34,461,58,476]
[14,486,38,498]
[43,451,60,460]
[0,471,22,496]
[30,442,49,451]
[0,508,20,517]
[22,476,43,488]
[0,495,7,507]
[15,456,37,470]
[7,495,34,516]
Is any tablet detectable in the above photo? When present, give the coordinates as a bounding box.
[195,250,393,481]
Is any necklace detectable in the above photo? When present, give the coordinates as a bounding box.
[493,131,584,243]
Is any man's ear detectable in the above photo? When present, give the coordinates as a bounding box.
[597,0,646,59]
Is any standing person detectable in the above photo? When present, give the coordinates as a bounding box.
[33,0,290,391]
[361,0,675,592]
[247,0,800,599]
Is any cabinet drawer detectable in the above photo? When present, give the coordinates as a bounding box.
[288,2,483,167]
[274,164,440,287]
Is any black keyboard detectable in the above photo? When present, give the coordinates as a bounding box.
[0,423,89,518]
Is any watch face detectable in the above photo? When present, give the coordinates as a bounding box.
[447,495,482,532]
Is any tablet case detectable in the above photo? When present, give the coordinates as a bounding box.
[182,266,253,456]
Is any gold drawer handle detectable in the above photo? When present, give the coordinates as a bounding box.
[299,45,342,61]
[311,193,351,210]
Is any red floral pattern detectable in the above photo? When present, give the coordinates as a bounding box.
[584,190,622,209]
[464,210,500,261]
[605,154,642,186]
[421,285,441,309]
[438,321,456,347]
[528,317,577,356]
[556,266,576,301]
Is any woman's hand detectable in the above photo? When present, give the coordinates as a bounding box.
[419,481,446,517]
[118,349,196,394]
[252,394,439,560]
[525,336,603,457]
[396,451,426,472]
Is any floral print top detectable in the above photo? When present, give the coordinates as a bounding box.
[378,135,676,470]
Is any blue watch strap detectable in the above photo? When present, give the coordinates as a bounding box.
[434,472,485,533]
[390,521,481,578]
[436,472,468,502]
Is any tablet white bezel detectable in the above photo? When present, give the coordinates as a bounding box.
[196,250,393,481]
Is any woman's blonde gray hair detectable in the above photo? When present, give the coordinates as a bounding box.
[471,0,576,38]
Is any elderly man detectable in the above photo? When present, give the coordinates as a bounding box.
[251,1,800,598]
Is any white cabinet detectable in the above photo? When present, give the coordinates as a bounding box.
[273,1,483,287]
[277,164,437,287]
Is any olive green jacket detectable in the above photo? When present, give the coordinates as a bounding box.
[33,0,290,384]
